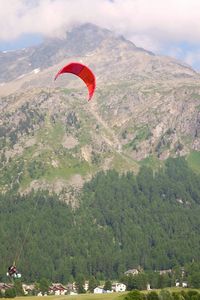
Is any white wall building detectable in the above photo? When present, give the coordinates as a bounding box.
[94,287,104,294]
[182,282,188,288]
[112,283,126,292]
[84,281,89,291]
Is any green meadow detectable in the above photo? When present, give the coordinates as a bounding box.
[16,293,126,300]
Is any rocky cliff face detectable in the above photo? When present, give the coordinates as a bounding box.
[1,23,200,197]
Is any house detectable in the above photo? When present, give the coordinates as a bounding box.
[49,283,68,295]
[182,282,188,288]
[65,282,77,294]
[112,283,126,292]
[84,281,89,291]
[0,283,13,294]
[94,287,104,294]
[147,283,151,291]
[159,269,172,275]
[175,281,188,288]
[22,284,35,295]
[124,269,139,276]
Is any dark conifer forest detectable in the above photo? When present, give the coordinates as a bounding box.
[0,157,200,282]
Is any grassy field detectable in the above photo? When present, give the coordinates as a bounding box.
[14,288,200,300]
[16,293,126,300]
[187,151,200,173]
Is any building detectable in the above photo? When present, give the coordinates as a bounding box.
[159,269,172,275]
[124,269,139,276]
[182,282,188,288]
[0,283,13,294]
[22,284,35,295]
[49,283,68,295]
[94,287,104,294]
[112,283,126,292]
[175,281,188,288]
[147,283,151,291]
[84,281,89,291]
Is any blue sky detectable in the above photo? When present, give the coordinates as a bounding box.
[0,0,200,72]
[0,33,43,51]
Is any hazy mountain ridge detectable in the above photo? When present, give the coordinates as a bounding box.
[1,23,200,196]
[0,23,196,85]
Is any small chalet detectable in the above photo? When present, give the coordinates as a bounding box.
[94,287,104,294]
[159,269,172,275]
[84,281,89,291]
[49,283,68,295]
[112,283,126,292]
[175,281,188,288]
[0,283,13,294]
[22,284,35,295]
[124,269,139,276]
[65,282,77,294]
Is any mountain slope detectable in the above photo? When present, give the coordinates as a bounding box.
[1,23,200,196]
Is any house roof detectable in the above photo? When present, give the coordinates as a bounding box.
[0,283,13,290]
[49,283,67,291]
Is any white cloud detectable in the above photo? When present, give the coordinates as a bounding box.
[1,0,200,43]
[0,0,200,69]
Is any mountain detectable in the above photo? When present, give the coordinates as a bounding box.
[1,23,200,198]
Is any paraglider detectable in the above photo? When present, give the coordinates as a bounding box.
[54,62,96,100]
[7,264,21,279]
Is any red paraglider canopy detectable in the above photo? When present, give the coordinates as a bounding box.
[54,62,96,100]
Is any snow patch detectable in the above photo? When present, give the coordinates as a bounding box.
[2,49,14,53]
[176,198,183,204]
[17,74,26,80]
[33,68,40,74]
[86,52,95,57]
[17,68,40,79]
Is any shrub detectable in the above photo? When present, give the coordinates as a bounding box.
[5,288,16,298]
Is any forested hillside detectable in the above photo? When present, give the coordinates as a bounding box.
[0,157,200,282]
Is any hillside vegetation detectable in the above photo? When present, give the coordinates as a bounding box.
[0,157,200,282]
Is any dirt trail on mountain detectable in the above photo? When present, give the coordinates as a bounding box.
[87,100,121,149]
[85,100,138,168]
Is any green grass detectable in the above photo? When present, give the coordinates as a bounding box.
[191,93,200,100]
[123,126,151,150]
[22,147,92,184]
[140,155,164,170]
[16,293,126,300]
[37,119,65,148]
[62,88,79,95]
[16,289,200,300]
[112,152,139,173]
[187,151,200,173]
[196,104,200,111]
[44,159,92,181]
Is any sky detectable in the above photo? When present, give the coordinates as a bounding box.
[1,0,200,71]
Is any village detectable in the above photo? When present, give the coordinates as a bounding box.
[0,268,189,297]
[0,281,127,296]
